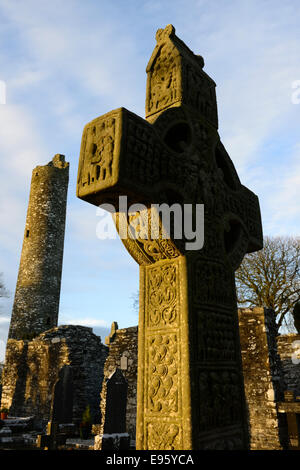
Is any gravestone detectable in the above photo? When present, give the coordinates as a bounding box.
[104,369,128,434]
[77,25,263,449]
[36,421,59,450]
[51,365,74,424]
[278,391,300,450]
[94,325,138,449]
[36,365,73,450]
[120,354,128,371]
[94,368,130,450]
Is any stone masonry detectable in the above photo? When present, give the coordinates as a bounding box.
[1,325,108,425]
[94,323,138,449]
[277,334,300,398]
[8,154,69,340]
[238,307,287,450]
[100,311,295,451]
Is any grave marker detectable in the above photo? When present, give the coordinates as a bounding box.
[77,25,263,449]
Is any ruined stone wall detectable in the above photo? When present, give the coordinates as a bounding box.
[238,307,286,450]
[1,325,108,424]
[9,155,69,340]
[277,334,300,397]
[99,325,138,446]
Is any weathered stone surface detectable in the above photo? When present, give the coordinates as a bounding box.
[8,155,69,340]
[238,307,286,450]
[1,325,108,424]
[277,333,300,397]
[105,321,119,345]
[103,369,127,434]
[94,432,130,451]
[51,365,74,423]
[77,25,263,450]
[278,391,300,450]
[95,313,297,451]
[36,421,64,450]
[96,325,138,449]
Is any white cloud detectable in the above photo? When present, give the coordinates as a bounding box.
[9,69,46,90]
[0,105,46,178]
[0,340,6,362]
[58,316,110,328]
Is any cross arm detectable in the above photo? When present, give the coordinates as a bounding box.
[77,107,175,208]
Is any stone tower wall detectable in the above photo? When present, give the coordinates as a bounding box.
[8,154,69,340]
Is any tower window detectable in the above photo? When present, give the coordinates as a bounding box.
[26,230,30,238]
[46,317,51,326]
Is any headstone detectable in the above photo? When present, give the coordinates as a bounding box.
[94,368,130,450]
[95,325,138,449]
[278,391,300,450]
[77,25,263,449]
[120,354,128,371]
[36,365,73,450]
[104,369,128,434]
[51,365,74,424]
[36,421,58,450]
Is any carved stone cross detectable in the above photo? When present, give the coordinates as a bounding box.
[77,25,263,450]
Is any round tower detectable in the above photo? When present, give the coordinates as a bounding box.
[8,154,69,340]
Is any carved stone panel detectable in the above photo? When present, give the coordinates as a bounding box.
[147,263,178,328]
[147,333,179,414]
[77,111,121,198]
[146,421,182,450]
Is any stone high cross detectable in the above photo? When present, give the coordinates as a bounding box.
[77,25,263,450]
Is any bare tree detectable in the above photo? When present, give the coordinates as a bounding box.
[130,290,139,317]
[235,236,300,332]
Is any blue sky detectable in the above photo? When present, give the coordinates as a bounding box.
[0,0,300,360]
